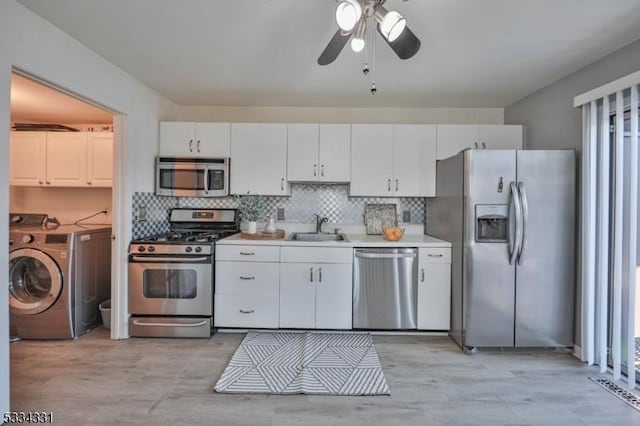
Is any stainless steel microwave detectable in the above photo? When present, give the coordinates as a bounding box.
[155,157,229,197]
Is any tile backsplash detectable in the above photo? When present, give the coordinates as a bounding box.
[132,184,425,239]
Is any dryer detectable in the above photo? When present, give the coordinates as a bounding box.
[9,225,111,339]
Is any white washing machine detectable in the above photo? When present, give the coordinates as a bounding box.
[9,225,112,339]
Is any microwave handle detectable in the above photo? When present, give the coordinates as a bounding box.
[204,168,209,194]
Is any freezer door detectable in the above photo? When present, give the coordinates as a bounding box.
[463,150,517,347]
[515,150,575,347]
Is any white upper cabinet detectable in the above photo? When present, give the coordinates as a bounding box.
[478,125,523,150]
[10,132,46,186]
[286,124,319,182]
[318,124,351,182]
[159,121,230,157]
[351,124,436,197]
[230,123,290,196]
[436,124,523,160]
[86,132,113,187]
[393,125,437,197]
[45,133,88,187]
[10,131,112,188]
[287,124,351,183]
[350,124,394,196]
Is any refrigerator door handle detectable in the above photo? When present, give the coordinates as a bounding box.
[517,182,528,264]
[509,181,522,265]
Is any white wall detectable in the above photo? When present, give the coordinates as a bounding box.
[0,0,178,413]
[505,38,640,348]
[176,105,504,124]
[10,187,113,225]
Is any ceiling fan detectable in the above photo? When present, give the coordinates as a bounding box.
[318,0,421,66]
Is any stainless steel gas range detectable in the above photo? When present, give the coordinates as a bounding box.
[128,208,239,338]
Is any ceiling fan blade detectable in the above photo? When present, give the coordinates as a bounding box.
[378,26,421,60]
[318,29,351,65]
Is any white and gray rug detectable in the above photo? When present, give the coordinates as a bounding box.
[214,331,390,396]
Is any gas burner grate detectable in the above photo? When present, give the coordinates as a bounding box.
[589,377,640,411]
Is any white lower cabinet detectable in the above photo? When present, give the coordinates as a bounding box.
[417,247,452,330]
[279,247,353,330]
[315,263,352,329]
[214,294,279,328]
[279,263,316,328]
[214,245,280,328]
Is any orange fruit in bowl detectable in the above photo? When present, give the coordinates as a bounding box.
[383,227,405,241]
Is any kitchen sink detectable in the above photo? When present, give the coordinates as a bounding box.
[286,232,349,242]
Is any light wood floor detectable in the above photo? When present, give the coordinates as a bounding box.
[9,328,640,426]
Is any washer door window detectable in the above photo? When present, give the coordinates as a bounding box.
[9,248,63,315]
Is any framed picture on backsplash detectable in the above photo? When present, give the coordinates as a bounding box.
[365,203,397,235]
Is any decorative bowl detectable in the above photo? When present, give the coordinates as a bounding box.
[383,227,405,241]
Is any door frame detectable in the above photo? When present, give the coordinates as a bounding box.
[8,68,129,340]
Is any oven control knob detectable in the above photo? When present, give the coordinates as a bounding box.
[185,246,193,253]
[137,246,145,252]
[147,246,155,252]
[195,246,202,253]
[22,235,34,244]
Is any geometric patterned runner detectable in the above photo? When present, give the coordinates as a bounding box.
[214,331,390,395]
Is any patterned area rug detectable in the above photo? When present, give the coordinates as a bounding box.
[214,331,390,395]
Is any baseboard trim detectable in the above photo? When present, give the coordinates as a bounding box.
[215,328,448,337]
[573,344,584,361]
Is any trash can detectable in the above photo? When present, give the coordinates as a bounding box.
[99,299,111,330]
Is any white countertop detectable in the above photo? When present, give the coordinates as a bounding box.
[217,232,451,248]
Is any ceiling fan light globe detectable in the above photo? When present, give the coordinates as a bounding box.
[336,0,362,32]
[380,10,406,42]
[351,38,365,52]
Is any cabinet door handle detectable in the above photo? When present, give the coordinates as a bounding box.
[197,140,201,152]
[281,178,285,191]
[46,181,51,185]
[239,252,255,256]
[87,181,92,185]
[239,309,255,314]
[428,254,444,258]
[474,142,479,149]
[240,276,255,280]
[421,268,425,282]
[482,142,487,149]
[387,179,391,191]
[318,267,322,282]
[310,267,314,282]
[395,179,399,192]
[313,164,317,177]
[38,181,43,185]
[321,164,325,177]
[189,139,193,152]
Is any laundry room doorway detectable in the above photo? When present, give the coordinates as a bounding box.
[8,71,118,341]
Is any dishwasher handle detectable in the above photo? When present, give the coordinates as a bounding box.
[355,251,417,259]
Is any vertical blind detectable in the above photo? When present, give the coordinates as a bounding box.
[575,70,640,389]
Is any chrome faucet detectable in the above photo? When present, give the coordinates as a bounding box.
[313,214,329,233]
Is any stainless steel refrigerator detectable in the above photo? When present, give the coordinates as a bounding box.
[426,150,575,349]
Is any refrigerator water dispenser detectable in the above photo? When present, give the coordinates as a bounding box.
[475,205,509,242]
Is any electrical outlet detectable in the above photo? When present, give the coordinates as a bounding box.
[135,207,147,223]
[277,208,285,221]
[402,210,411,223]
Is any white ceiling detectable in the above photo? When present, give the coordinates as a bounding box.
[11,73,113,124]
[17,0,640,108]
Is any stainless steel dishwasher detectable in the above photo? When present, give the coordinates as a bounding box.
[353,248,418,330]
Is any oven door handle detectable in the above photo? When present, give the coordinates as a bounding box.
[130,256,210,262]
[132,319,209,328]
